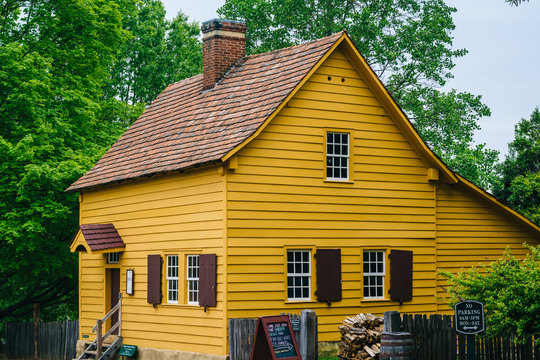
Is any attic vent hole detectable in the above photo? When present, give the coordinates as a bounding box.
[328,76,332,81]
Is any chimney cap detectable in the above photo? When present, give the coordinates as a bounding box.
[201,18,247,34]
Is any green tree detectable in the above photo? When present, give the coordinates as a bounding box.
[104,0,202,105]
[0,0,203,325]
[0,0,130,323]
[494,108,540,224]
[440,244,540,340]
[218,0,498,188]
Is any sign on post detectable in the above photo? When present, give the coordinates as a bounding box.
[455,300,485,335]
[250,315,301,360]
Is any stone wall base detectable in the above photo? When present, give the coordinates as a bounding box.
[76,340,229,360]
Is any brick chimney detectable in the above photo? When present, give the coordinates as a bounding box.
[201,19,247,90]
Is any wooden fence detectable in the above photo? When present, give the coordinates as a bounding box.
[401,313,538,360]
[229,312,314,360]
[461,334,539,360]
[5,320,78,360]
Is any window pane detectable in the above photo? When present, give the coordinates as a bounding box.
[370,252,376,261]
[295,252,301,261]
[303,263,309,273]
[377,252,383,261]
[335,144,341,155]
[295,263,301,273]
[302,251,309,262]
[342,133,348,143]
[287,252,293,262]
[295,288,301,298]
[288,263,294,273]
[341,168,347,179]
[370,263,376,273]
[363,263,369,273]
[377,263,383,273]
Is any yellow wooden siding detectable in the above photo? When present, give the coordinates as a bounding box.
[78,167,227,355]
[435,182,539,313]
[225,48,438,342]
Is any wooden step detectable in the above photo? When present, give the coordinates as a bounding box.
[103,335,119,344]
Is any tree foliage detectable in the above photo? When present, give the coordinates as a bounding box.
[0,0,129,322]
[494,108,540,224]
[440,245,540,340]
[0,0,201,324]
[105,0,202,105]
[506,0,530,6]
[218,0,498,188]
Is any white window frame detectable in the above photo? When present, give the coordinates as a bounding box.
[107,252,120,264]
[186,255,199,305]
[166,255,179,304]
[286,250,311,301]
[326,132,349,181]
[363,250,385,299]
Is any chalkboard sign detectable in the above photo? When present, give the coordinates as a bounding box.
[250,315,301,360]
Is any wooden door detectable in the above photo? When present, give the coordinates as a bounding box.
[110,268,120,334]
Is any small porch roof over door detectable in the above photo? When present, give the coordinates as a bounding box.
[70,223,125,254]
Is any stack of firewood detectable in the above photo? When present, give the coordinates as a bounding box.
[337,313,384,359]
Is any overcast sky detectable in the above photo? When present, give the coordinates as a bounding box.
[161,0,540,159]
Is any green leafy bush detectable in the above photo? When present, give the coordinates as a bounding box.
[440,244,539,340]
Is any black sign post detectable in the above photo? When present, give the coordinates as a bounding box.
[455,300,485,360]
[250,315,301,360]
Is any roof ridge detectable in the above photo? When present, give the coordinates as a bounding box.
[246,31,346,59]
[160,31,345,91]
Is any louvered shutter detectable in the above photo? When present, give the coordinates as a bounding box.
[315,249,342,304]
[389,250,413,302]
[147,255,162,306]
[199,254,217,307]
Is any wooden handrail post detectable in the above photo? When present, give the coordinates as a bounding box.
[118,299,122,336]
[96,319,103,359]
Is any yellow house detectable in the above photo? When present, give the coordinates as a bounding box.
[68,19,540,360]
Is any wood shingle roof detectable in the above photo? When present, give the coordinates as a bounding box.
[67,32,344,191]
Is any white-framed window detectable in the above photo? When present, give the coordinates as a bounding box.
[363,250,385,299]
[107,252,120,264]
[187,255,199,305]
[287,250,311,301]
[166,255,179,304]
[326,132,349,181]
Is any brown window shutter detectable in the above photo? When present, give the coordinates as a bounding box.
[199,254,217,307]
[315,249,342,304]
[147,255,162,306]
[389,249,413,302]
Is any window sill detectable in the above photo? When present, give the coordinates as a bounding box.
[324,179,354,184]
[161,303,201,308]
[361,298,391,303]
[285,300,317,304]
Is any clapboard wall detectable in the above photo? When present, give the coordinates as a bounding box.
[79,166,227,355]
[225,47,440,342]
